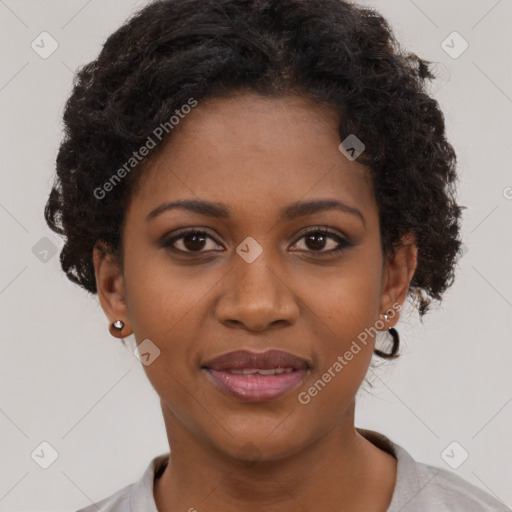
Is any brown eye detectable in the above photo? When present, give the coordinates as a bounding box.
[304,232,330,251]
[180,232,208,251]
[162,230,223,253]
[290,229,353,255]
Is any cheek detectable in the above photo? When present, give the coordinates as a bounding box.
[122,250,208,388]
[294,251,383,399]
[300,347,374,419]
[301,252,383,333]
[123,244,219,340]
[296,281,378,422]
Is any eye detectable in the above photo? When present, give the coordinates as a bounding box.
[161,230,224,253]
[290,228,353,255]
[161,227,353,256]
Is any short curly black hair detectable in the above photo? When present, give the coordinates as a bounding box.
[45,0,464,318]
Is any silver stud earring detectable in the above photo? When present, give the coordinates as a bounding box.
[383,314,389,321]
[111,320,125,331]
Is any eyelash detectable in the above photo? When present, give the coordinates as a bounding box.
[161,227,354,257]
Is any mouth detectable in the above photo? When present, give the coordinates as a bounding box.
[201,349,311,402]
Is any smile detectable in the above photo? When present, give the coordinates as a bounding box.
[201,349,311,402]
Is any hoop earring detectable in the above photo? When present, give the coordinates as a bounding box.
[374,312,400,359]
[374,328,400,359]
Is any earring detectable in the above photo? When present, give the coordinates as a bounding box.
[109,320,125,337]
[374,313,399,359]
[112,320,124,331]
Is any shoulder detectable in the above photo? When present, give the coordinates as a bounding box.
[74,453,169,512]
[75,483,133,512]
[357,429,509,512]
[390,442,509,511]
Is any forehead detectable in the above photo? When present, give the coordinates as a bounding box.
[127,92,376,224]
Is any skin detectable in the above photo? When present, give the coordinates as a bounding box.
[93,91,418,512]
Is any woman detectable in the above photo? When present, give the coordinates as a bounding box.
[44,0,508,510]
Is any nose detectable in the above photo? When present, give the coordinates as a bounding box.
[215,254,300,332]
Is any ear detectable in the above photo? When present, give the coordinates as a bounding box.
[379,232,418,327]
[92,240,132,339]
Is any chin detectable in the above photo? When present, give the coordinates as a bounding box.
[207,417,312,463]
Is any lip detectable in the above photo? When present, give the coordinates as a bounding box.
[201,349,311,402]
[202,349,311,371]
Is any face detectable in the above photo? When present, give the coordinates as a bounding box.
[94,92,417,461]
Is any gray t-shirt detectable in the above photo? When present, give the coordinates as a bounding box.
[76,429,510,511]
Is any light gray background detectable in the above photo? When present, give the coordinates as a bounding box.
[1,0,511,510]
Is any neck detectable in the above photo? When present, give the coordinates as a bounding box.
[154,402,396,512]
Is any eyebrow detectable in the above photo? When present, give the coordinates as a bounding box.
[146,198,365,227]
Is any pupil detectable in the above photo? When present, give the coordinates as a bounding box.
[306,233,326,250]
[184,233,206,251]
